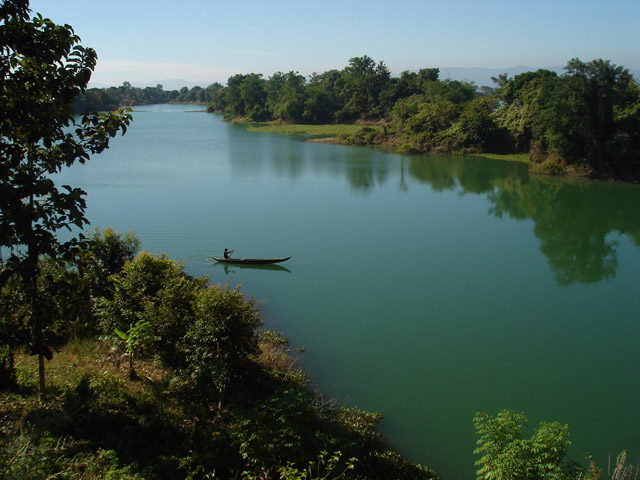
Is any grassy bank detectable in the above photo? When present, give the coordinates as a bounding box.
[241,123,588,177]
[243,122,538,167]
[1,335,438,480]
[469,152,531,164]
[1,238,437,480]
[245,122,379,138]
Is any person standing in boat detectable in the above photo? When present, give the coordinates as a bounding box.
[223,248,234,259]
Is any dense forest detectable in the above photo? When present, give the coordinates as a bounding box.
[77,55,640,181]
[207,56,640,181]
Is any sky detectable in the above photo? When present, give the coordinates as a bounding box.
[29,0,640,88]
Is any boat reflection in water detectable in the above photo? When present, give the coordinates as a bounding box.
[212,256,291,265]
[212,256,292,274]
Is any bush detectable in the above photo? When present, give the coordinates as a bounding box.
[139,274,205,369]
[359,450,438,480]
[0,434,146,480]
[96,252,202,340]
[82,228,141,295]
[530,159,567,176]
[342,126,384,146]
[231,387,325,470]
[474,410,583,480]
[180,285,262,401]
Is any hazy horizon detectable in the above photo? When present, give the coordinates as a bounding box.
[30,0,640,88]
[86,64,640,92]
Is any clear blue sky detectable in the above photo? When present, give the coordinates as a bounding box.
[30,0,640,87]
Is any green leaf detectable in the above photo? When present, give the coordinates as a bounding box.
[114,328,128,340]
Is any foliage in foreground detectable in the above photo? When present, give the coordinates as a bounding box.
[0,0,131,401]
[473,410,638,480]
[1,230,437,480]
[0,342,436,480]
[0,433,145,480]
[474,410,581,480]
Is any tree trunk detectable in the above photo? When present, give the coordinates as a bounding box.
[38,352,46,403]
[29,269,48,404]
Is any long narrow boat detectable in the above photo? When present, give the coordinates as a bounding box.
[212,256,291,265]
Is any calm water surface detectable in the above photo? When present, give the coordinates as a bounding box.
[60,105,640,479]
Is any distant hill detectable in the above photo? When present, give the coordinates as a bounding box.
[441,65,640,87]
[440,66,562,87]
[89,66,639,91]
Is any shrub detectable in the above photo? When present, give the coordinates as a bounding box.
[0,434,146,480]
[231,387,324,469]
[530,159,567,176]
[277,451,357,480]
[96,252,202,339]
[82,228,141,298]
[257,330,305,383]
[474,410,583,480]
[180,285,262,401]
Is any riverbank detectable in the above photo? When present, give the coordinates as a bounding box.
[1,237,439,480]
[245,122,381,138]
[241,120,635,181]
[6,305,629,479]
[238,120,584,177]
[1,334,438,479]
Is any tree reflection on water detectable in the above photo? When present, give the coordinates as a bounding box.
[407,155,640,286]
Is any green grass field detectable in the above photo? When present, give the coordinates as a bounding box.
[469,152,531,163]
[246,123,379,137]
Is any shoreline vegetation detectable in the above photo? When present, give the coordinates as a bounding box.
[76,54,639,182]
[244,121,540,165]
[208,55,639,182]
[241,120,583,178]
[1,229,438,480]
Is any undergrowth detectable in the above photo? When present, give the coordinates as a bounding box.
[1,335,438,480]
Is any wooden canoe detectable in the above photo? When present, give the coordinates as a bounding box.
[212,256,291,265]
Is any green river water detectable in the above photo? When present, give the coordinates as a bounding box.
[58,104,640,479]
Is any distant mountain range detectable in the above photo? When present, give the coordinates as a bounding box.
[442,65,640,87]
[89,66,639,91]
[441,65,563,86]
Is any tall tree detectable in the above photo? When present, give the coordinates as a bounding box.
[239,73,268,121]
[456,96,505,152]
[342,56,394,118]
[0,0,131,400]
[340,55,382,119]
[539,59,640,177]
[494,69,558,152]
[264,71,306,122]
[304,69,343,123]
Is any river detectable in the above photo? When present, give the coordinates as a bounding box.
[58,104,640,479]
